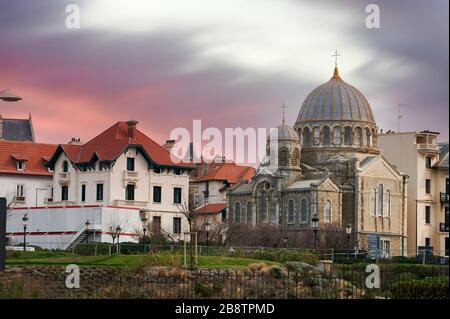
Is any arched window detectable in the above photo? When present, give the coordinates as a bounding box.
[322,126,330,146]
[384,190,391,217]
[344,127,352,145]
[246,201,253,224]
[354,127,362,146]
[365,128,371,146]
[279,148,288,166]
[259,191,267,223]
[333,127,341,145]
[234,202,241,224]
[372,128,377,146]
[370,188,376,216]
[303,127,311,146]
[313,127,320,145]
[63,160,69,172]
[377,184,384,216]
[291,148,299,167]
[270,193,277,222]
[324,200,332,222]
[288,199,295,224]
[300,199,308,223]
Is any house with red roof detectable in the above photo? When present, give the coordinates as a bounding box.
[6,121,194,249]
[0,140,56,207]
[190,157,255,242]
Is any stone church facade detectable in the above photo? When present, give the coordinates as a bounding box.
[227,67,408,255]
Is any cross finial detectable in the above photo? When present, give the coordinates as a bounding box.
[281,102,287,124]
[332,49,340,67]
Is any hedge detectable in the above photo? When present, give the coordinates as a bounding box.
[390,278,449,299]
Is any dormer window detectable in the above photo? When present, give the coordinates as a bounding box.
[11,154,28,171]
[17,160,24,171]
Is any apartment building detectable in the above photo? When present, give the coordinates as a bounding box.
[379,131,449,256]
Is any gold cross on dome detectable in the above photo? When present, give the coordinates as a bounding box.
[332,49,341,67]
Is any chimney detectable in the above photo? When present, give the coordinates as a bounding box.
[126,120,139,139]
[163,139,176,151]
[68,137,82,145]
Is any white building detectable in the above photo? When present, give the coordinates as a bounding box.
[379,131,449,257]
[6,121,193,249]
[0,140,55,208]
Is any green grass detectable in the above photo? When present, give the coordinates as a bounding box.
[6,252,279,269]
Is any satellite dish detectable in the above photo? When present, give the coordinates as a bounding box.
[0,89,22,102]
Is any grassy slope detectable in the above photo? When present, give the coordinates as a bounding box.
[6,253,279,268]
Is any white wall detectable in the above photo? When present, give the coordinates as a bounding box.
[6,206,142,249]
[0,174,53,207]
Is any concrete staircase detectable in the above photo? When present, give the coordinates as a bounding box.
[66,230,88,251]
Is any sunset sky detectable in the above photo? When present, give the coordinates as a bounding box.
[0,0,448,147]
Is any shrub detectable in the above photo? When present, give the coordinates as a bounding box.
[250,249,319,265]
[390,278,449,299]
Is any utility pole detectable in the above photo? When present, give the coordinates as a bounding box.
[0,198,6,272]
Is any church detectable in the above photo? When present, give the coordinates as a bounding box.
[226,65,408,255]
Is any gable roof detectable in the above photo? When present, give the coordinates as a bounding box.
[194,162,255,184]
[0,116,35,142]
[0,140,56,176]
[48,121,192,168]
[193,203,226,214]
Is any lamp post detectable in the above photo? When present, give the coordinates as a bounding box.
[116,225,121,254]
[141,216,148,253]
[311,214,319,250]
[85,219,90,249]
[22,214,29,252]
[0,89,22,102]
[345,223,352,261]
[204,220,210,252]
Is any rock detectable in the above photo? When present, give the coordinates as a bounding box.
[285,261,322,274]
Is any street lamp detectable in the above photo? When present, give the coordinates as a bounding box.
[0,89,22,102]
[85,220,90,249]
[283,236,288,248]
[141,215,148,253]
[22,214,29,252]
[346,223,352,261]
[311,214,319,250]
[204,220,211,251]
[116,225,121,254]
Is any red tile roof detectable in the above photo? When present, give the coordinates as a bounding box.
[0,141,56,176]
[53,121,192,168]
[194,203,226,214]
[194,162,255,184]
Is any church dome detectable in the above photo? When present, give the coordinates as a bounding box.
[296,67,375,125]
[269,123,299,141]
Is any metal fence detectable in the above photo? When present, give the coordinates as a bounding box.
[0,264,448,299]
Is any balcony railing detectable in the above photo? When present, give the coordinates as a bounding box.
[14,196,26,202]
[112,199,148,208]
[440,192,449,204]
[59,172,70,185]
[417,143,439,152]
[123,170,139,186]
[440,223,449,232]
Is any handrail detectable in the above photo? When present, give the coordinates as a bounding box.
[61,224,87,250]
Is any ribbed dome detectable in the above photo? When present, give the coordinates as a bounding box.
[269,123,299,140]
[296,67,375,124]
